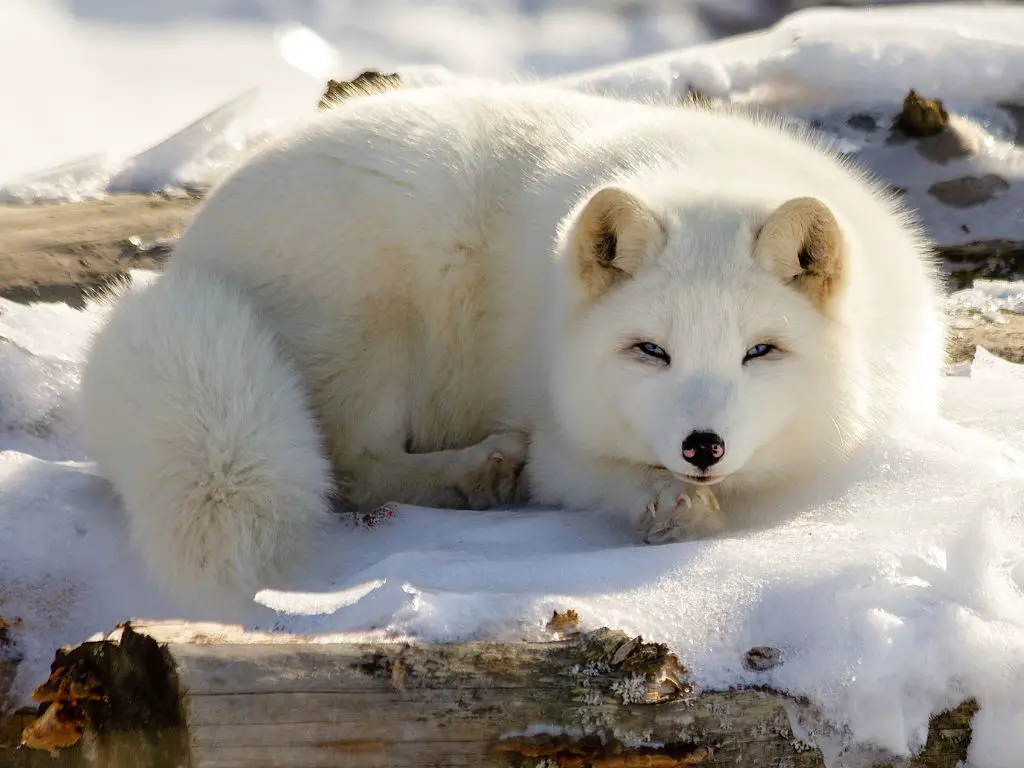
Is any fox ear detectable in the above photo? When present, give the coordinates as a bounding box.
[753,197,844,309]
[570,186,664,298]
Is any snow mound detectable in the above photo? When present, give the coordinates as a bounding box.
[5,4,1023,246]
[554,4,1024,106]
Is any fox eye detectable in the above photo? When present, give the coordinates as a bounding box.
[743,342,776,363]
[634,341,671,364]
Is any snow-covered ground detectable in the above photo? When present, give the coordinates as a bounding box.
[2,275,1023,766]
[2,2,1024,767]
[4,2,1024,246]
[6,0,924,186]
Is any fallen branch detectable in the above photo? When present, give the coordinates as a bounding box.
[1,620,978,768]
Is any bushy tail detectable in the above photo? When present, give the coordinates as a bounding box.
[79,265,332,614]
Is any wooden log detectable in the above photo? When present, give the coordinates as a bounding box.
[1,620,979,768]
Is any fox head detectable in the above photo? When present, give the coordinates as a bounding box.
[547,180,867,492]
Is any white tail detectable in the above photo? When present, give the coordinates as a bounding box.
[78,265,332,614]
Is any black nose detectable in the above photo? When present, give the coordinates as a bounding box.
[681,430,725,471]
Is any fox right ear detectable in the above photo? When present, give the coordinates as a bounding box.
[569,186,664,299]
[753,197,845,310]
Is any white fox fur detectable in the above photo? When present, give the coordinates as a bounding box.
[79,83,945,611]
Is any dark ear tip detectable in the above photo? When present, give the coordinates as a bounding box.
[595,220,618,265]
[797,246,813,270]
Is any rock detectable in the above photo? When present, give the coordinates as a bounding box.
[928,174,1010,208]
[847,113,877,132]
[997,101,1024,145]
[886,91,978,163]
[744,646,784,672]
[894,89,949,137]
[547,609,581,634]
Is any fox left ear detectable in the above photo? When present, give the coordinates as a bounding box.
[753,197,844,309]
[567,186,665,299]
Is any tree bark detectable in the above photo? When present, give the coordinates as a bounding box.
[1,620,978,768]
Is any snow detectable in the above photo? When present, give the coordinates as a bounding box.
[4,2,1023,245]
[555,4,1024,106]
[948,280,1024,322]
[2,1,1024,766]
[0,0,713,192]
[2,273,1023,767]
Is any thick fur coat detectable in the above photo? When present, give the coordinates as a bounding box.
[79,84,945,611]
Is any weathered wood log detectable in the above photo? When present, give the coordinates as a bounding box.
[0,620,979,768]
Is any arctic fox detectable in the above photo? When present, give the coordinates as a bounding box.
[79,83,945,611]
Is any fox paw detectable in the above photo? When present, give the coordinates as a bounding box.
[636,481,725,545]
[456,431,528,509]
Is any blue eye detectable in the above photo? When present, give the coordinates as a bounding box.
[634,341,671,364]
[743,343,776,363]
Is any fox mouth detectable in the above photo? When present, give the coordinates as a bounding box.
[674,472,725,486]
[651,464,728,486]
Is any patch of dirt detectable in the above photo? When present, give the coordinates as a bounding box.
[0,194,195,308]
[947,313,1024,365]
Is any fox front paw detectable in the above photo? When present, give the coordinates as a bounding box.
[635,481,725,545]
[456,431,529,508]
